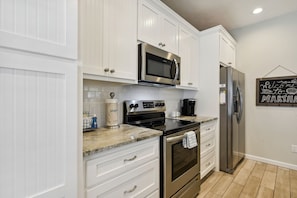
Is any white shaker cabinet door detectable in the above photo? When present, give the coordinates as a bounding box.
[0,50,78,198]
[138,0,161,47]
[0,0,77,59]
[80,0,137,83]
[138,0,178,54]
[178,26,199,89]
[219,35,236,68]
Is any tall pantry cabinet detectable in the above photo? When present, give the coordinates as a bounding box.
[198,25,236,172]
[0,0,80,197]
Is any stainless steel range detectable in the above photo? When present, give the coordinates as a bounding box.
[123,100,200,198]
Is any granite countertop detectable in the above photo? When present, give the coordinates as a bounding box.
[83,124,162,157]
[169,115,218,123]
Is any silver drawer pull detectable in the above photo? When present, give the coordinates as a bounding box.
[124,185,137,194]
[124,155,137,162]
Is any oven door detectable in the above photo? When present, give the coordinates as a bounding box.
[163,127,200,198]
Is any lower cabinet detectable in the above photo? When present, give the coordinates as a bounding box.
[200,120,217,179]
[84,137,160,198]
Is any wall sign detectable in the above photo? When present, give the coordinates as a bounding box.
[256,76,297,107]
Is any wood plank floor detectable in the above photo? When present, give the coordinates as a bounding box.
[197,159,297,198]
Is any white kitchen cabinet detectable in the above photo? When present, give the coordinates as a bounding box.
[84,137,160,198]
[219,34,236,67]
[0,1,80,197]
[0,0,77,59]
[199,25,235,171]
[0,50,79,197]
[79,0,138,84]
[200,120,217,179]
[177,25,199,90]
[138,0,179,54]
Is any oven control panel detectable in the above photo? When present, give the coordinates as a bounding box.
[124,100,166,114]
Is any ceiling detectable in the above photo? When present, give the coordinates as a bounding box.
[160,0,297,31]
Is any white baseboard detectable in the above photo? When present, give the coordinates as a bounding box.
[245,154,297,171]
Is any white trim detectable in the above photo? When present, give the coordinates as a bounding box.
[245,154,297,171]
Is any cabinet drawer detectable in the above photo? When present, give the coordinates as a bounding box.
[200,150,215,179]
[200,120,216,134]
[200,131,215,157]
[86,159,159,198]
[85,138,159,188]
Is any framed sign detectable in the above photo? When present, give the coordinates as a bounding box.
[256,76,297,107]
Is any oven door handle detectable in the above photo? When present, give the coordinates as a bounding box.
[166,134,185,143]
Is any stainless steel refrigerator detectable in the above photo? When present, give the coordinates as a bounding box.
[219,66,245,173]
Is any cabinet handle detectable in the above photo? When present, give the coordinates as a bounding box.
[206,162,211,167]
[206,143,211,147]
[188,82,193,85]
[158,42,163,46]
[110,69,115,73]
[104,68,109,72]
[206,128,211,131]
[228,62,232,65]
[124,185,137,194]
[124,155,137,162]
[162,43,166,47]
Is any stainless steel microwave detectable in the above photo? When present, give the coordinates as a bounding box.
[138,43,180,86]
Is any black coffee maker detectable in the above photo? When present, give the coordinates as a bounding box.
[181,98,196,116]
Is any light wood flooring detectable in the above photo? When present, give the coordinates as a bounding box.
[197,159,297,198]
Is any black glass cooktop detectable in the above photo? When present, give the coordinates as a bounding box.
[152,118,199,135]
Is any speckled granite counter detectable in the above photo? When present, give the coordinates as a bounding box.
[83,124,162,157]
[170,116,217,123]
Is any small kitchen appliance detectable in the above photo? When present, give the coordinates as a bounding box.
[123,100,200,198]
[138,43,180,86]
[181,98,196,116]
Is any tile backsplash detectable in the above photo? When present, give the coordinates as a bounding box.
[83,79,197,127]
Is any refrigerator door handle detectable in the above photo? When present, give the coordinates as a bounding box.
[237,86,243,122]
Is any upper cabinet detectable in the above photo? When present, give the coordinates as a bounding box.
[79,0,138,84]
[0,0,77,59]
[178,25,199,90]
[138,0,179,55]
[219,33,236,68]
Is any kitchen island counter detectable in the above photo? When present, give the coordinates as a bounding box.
[83,124,162,157]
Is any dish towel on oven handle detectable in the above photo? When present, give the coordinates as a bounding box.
[182,131,197,149]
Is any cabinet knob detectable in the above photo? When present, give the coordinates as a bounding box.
[188,82,193,85]
[162,43,166,47]
[110,69,115,73]
[104,68,109,72]
[228,62,232,65]
[158,42,163,46]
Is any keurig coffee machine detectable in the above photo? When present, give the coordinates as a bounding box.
[181,98,196,116]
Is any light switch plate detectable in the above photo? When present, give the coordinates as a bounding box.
[291,145,297,153]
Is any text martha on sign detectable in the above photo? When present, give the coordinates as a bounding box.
[256,76,297,107]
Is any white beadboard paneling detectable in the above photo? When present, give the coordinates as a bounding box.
[0,68,65,197]
[0,0,76,59]
[0,49,78,198]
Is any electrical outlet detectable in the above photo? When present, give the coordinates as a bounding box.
[291,145,297,153]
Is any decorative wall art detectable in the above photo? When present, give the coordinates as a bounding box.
[256,65,297,107]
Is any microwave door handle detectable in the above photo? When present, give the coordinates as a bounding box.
[173,58,179,82]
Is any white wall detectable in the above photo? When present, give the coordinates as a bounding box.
[231,11,297,168]
[83,80,197,128]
